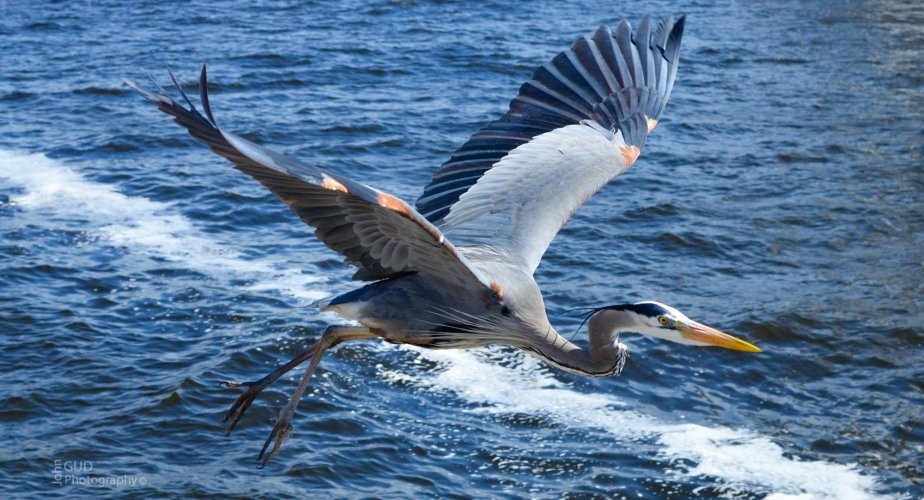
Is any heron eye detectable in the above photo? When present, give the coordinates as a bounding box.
[657,315,669,325]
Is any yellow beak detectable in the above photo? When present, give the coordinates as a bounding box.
[679,321,762,352]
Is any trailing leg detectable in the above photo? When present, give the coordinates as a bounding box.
[256,326,377,466]
[221,343,320,435]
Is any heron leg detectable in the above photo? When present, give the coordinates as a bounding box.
[221,344,319,435]
[256,325,377,466]
[221,326,376,435]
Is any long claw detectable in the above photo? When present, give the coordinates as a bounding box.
[219,343,324,435]
[225,399,254,435]
[222,381,263,435]
[257,409,294,467]
[213,326,374,466]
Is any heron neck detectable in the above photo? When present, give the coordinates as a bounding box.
[525,323,620,377]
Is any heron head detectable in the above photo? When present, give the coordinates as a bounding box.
[597,301,761,352]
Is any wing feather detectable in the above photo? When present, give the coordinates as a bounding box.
[422,16,685,273]
[440,123,633,272]
[126,67,492,293]
[416,16,685,226]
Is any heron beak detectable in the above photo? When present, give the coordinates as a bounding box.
[678,321,762,352]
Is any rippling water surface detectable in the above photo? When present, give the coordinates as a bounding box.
[1,0,922,498]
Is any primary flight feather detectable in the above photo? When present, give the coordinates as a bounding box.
[127,14,760,466]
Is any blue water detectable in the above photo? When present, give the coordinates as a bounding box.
[1,0,922,498]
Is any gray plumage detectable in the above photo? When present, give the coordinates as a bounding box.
[127,15,760,466]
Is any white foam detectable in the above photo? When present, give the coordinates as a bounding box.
[395,346,881,499]
[0,149,327,301]
[0,148,883,497]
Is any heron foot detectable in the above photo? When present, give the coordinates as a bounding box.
[238,326,377,466]
[257,404,296,468]
[222,380,267,435]
[219,343,324,436]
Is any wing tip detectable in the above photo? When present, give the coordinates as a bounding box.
[666,15,686,58]
[123,77,170,104]
[126,64,219,132]
[199,63,217,126]
[416,14,687,224]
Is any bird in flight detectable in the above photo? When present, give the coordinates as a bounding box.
[128,14,761,466]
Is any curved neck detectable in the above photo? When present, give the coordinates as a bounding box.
[523,310,628,377]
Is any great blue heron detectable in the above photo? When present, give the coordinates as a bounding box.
[128,14,761,465]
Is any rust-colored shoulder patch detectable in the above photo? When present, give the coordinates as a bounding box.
[375,190,457,256]
[490,282,504,302]
[619,145,641,167]
[646,117,658,133]
[377,192,412,217]
[321,176,349,193]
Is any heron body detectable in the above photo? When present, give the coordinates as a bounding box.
[128,14,761,465]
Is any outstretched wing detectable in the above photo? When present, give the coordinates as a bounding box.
[416,16,685,273]
[126,67,492,290]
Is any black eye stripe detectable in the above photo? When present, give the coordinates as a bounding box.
[602,302,668,318]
